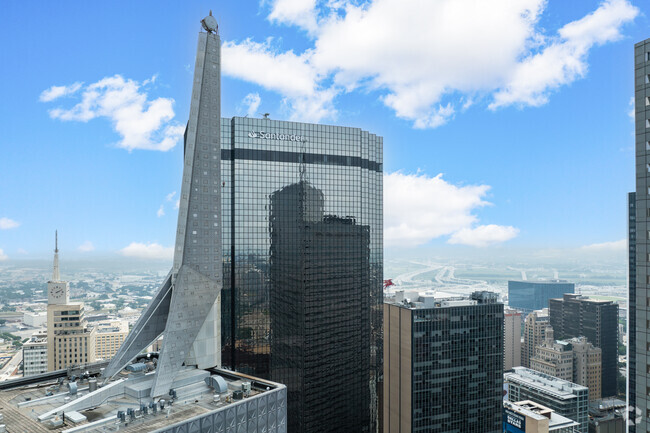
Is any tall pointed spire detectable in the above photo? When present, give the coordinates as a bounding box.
[52,230,60,281]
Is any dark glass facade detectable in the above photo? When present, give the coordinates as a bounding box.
[269,181,371,432]
[507,280,574,314]
[549,294,619,398]
[219,117,383,432]
[628,191,636,432]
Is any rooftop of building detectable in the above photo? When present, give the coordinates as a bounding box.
[505,367,588,398]
[384,289,500,310]
[0,362,284,433]
[505,400,580,430]
[551,293,617,305]
[508,279,573,285]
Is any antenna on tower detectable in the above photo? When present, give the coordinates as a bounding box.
[55,230,59,253]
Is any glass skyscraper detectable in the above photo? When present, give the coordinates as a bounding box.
[508,280,574,314]
[218,117,383,431]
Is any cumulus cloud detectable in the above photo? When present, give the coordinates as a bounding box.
[448,225,519,247]
[581,239,626,251]
[175,199,180,209]
[490,0,639,108]
[165,191,177,202]
[78,241,95,252]
[39,82,83,102]
[242,93,262,117]
[42,75,184,151]
[222,0,637,126]
[157,205,165,218]
[0,217,20,230]
[384,172,517,247]
[222,39,336,122]
[267,0,318,34]
[0,249,7,261]
[119,242,173,260]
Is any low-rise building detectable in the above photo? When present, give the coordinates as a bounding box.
[94,319,129,360]
[588,398,625,433]
[22,332,47,377]
[504,400,580,433]
[505,367,589,433]
[23,311,47,328]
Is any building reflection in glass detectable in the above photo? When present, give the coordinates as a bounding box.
[219,117,383,432]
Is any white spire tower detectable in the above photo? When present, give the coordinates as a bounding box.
[48,230,69,304]
[52,230,60,281]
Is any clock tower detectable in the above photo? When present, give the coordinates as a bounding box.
[47,231,69,305]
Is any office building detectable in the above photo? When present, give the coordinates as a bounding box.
[94,319,129,360]
[530,328,574,381]
[588,398,626,433]
[0,366,287,433]
[523,309,550,368]
[46,233,96,371]
[23,311,47,328]
[570,337,602,401]
[384,290,503,433]
[504,400,580,433]
[505,367,589,433]
[269,181,371,432]
[530,334,602,401]
[22,331,47,377]
[218,99,382,430]
[508,280,575,314]
[104,12,223,398]
[505,308,522,370]
[628,192,637,429]
[549,294,618,397]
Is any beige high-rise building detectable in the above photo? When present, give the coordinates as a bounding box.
[523,309,550,368]
[530,327,574,381]
[504,308,522,370]
[95,319,129,360]
[46,232,96,371]
[568,337,601,401]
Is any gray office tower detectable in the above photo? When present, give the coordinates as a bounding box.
[633,38,650,432]
[103,13,222,397]
[269,181,371,432]
[219,119,383,432]
[508,280,574,314]
[384,291,504,433]
[218,89,382,432]
[549,294,618,398]
[629,191,637,432]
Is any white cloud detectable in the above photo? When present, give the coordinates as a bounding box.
[17,248,28,255]
[490,0,639,109]
[78,241,95,252]
[175,199,180,209]
[448,224,519,247]
[119,242,173,260]
[165,191,177,202]
[39,82,83,102]
[223,0,637,126]
[0,249,7,261]
[384,172,517,247]
[242,93,262,117]
[267,0,318,34]
[0,217,20,230]
[157,205,165,218]
[222,39,336,122]
[43,75,184,151]
[581,239,626,251]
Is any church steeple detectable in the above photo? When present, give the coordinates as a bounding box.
[52,230,60,281]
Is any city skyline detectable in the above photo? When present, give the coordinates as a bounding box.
[1,1,649,260]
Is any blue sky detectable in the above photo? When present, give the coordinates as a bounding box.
[0,0,647,260]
